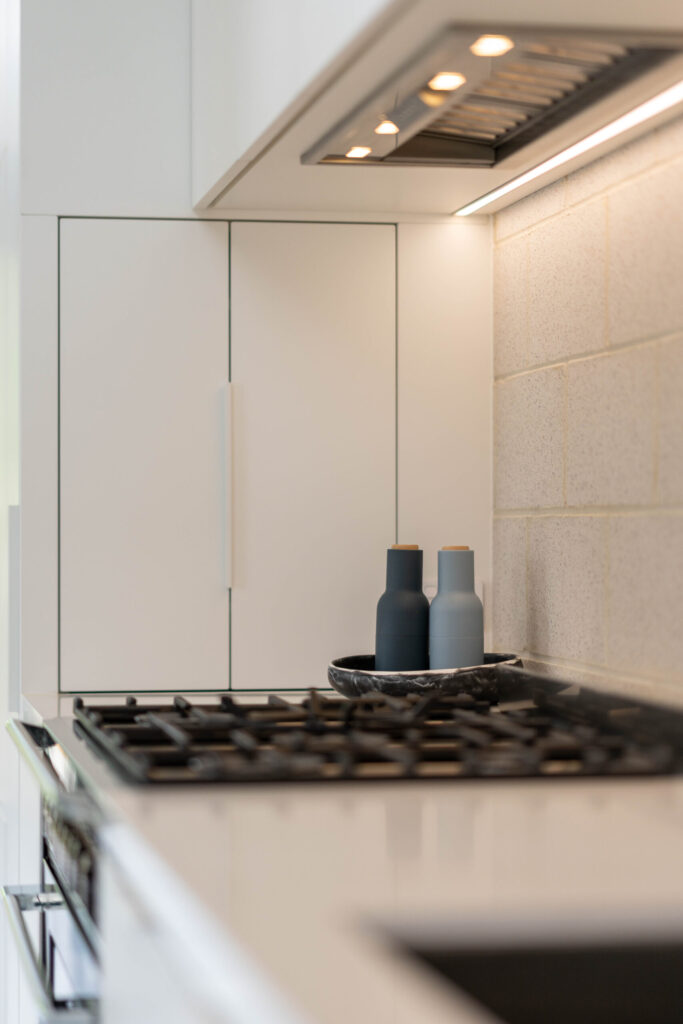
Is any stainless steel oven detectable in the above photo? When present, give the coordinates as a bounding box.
[2,720,100,1023]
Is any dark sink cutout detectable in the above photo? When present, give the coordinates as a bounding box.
[410,941,683,1024]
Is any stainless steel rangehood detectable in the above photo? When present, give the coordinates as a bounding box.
[196,5,683,215]
[302,23,683,207]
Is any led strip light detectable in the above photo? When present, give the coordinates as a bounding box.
[454,78,683,216]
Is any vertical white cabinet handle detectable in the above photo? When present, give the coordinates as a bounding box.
[221,382,233,589]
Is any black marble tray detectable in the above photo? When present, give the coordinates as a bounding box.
[327,652,522,699]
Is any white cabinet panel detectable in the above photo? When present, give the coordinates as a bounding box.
[21,0,191,215]
[101,856,214,1024]
[231,223,395,689]
[20,217,59,696]
[397,222,492,639]
[60,220,229,692]
[191,0,393,207]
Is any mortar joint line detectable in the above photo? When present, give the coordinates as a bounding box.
[523,233,530,368]
[603,194,610,349]
[653,340,661,505]
[494,328,683,384]
[493,504,683,518]
[603,515,611,666]
[562,362,568,507]
[524,516,530,658]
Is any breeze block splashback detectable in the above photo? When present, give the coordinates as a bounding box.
[492,113,683,695]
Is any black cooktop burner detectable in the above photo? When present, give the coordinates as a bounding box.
[71,670,683,785]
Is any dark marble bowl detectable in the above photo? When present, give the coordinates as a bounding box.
[327,652,522,699]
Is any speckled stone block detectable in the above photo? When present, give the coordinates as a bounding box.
[494,235,528,377]
[608,161,683,345]
[493,517,527,653]
[658,335,683,504]
[565,131,659,208]
[607,515,683,680]
[494,367,565,510]
[527,516,607,664]
[490,117,683,695]
[528,199,607,366]
[655,111,683,163]
[495,178,566,241]
[567,347,656,507]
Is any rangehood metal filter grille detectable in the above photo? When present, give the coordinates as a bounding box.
[413,41,647,163]
[303,29,681,168]
[431,49,624,141]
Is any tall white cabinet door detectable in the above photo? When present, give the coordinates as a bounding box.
[60,219,229,692]
[231,222,395,690]
[397,223,492,611]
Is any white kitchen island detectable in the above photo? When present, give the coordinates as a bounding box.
[101,777,683,1024]
[24,696,683,1024]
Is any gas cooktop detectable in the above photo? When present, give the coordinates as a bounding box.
[72,667,683,785]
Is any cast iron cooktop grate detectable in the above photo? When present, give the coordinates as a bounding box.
[71,680,683,785]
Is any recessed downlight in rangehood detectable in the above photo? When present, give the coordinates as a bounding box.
[301,25,683,169]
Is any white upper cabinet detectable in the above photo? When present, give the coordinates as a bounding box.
[21,0,191,215]
[190,0,395,208]
[230,222,396,689]
[59,220,229,692]
[192,0,683,217]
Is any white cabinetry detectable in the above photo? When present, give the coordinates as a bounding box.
[59,219,230,693]
[191,0,394,208]
[396,222,492,608]
[101,855,214,1024]
[20,217,59,697]
[21,0,191,217]
[23,216,490,698]
[58,218,397,694]
[100,834,302,1024]
[230,222,396,689]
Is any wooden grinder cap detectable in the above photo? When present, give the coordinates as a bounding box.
[392,544,419,550]
[442,545,470,550]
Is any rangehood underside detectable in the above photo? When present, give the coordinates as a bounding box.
[200,2,683,216]
[302,26,683,174]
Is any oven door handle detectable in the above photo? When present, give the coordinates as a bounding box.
[2,885,96,1024]
[6,719,98,826]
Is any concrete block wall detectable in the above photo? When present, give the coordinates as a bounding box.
[492,114,683,697]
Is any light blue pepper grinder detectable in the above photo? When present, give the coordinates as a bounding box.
[429,547,484,669]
